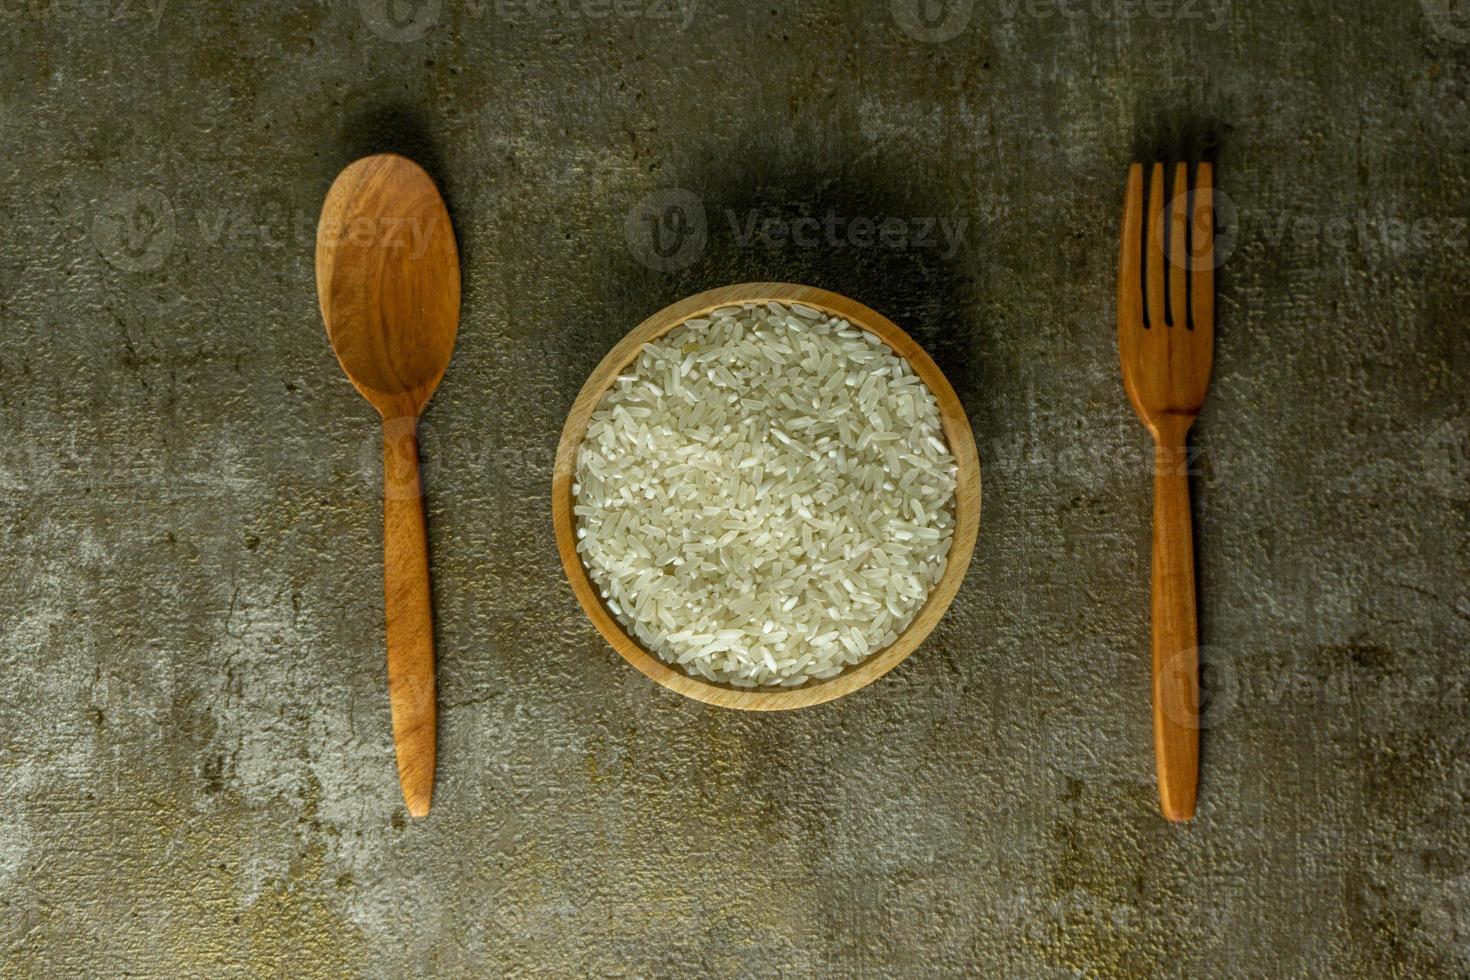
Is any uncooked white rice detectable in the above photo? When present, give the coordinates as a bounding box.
[573,300,957,687]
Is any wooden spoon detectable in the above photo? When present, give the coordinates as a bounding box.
[315,153,460,817]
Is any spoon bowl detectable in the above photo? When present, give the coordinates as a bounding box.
[317,154,459,418]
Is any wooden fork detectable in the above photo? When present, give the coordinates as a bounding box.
[1118,162,1215,822]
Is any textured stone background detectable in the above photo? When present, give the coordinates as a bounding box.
[1,0,1467,976]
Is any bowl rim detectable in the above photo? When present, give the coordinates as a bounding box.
[551,282,981,710]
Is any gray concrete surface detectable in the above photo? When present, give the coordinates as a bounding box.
[1,0,1467,976]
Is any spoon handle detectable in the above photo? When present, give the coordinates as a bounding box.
[382,416,436,817]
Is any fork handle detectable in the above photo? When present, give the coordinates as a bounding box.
[383,416,436,818]
[1152,433,1199,822]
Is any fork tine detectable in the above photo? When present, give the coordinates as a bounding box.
[1119,163,1143,325]
[1169,163,1190,328]
[1146,163,1166,328]
[1191,163,1215,332]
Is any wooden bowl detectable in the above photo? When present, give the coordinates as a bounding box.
[552,283,981,710]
